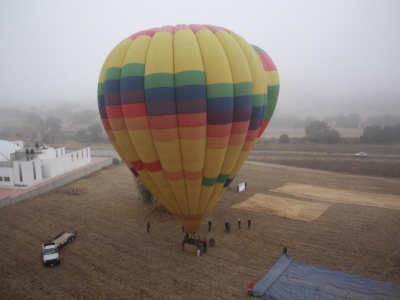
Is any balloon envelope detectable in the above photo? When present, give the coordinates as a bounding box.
[98,24,279,233]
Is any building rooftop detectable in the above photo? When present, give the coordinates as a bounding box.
[0,140,21,162]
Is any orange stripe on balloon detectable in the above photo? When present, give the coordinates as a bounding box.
[165,169,184,181]
[229,133,247,145]
[106,129,115,141]
[148,115,177,129]
[125,117,149,130]
[102,119,111,131]
[121,103,147,118]
[151,128,179,142]
[179,126,206,140]
[242,141,253,151]
[207,136,230,149]
[207,124,232,138]
[177,113,207,127]
[109,118,127,131]
[184,169,204,181]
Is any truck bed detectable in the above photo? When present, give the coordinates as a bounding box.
[52,232,76,246]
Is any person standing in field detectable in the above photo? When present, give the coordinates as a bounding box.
[146,221,151,233]
[248,218,251,229]
[238,219,241,230]
[208,220,212,232]
[248,282,254,296]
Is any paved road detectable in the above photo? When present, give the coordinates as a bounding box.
[249,152,400,160]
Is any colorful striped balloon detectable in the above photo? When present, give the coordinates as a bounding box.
[98,24,279,233]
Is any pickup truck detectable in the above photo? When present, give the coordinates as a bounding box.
[42,231,77,266]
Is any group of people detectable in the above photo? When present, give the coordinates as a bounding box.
[148,217,253,235]
[224,218,251,233]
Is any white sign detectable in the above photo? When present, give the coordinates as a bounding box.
[237,182,247,192]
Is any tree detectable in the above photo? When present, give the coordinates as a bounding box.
[87,123,103,142]
[45,117,63,132]
[360,125,381,143]
[304,116,318,127]
[278,133,290,143]
[305,120,341,144]
[25,148,30,161]
[335,113,360,128]
[35,141,40,148]
[76,128,89,143]
[380,125,397,143]
[71,109,98,125]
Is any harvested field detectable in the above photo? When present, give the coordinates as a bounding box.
[232,194,331,222]
[0,161,400,299]
[248,156,400,178]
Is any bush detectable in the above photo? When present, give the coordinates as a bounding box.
[279,133,290,143]
[112,158,121,165]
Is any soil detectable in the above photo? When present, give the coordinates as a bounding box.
[0,161,399,300]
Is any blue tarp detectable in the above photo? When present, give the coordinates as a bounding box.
[252,254,400,300]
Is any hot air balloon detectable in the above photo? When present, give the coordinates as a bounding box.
[98,24,279,233]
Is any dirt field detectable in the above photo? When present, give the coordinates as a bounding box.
[1,161,400,300]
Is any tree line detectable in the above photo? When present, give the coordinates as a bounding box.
[278,121,400,144]
[271,113,400,129]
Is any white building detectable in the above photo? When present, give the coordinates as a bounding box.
[0,140,91,188]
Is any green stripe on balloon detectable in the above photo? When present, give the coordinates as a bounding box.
[121,63,145,78]
[105,67,122,80]
[175,71,206,86]
[145,73,175,89]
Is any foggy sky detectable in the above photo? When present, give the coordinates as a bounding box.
[0,0,399,116]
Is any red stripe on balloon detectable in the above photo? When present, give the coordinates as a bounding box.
[245,130,258,141]
[231,121,250,134]
[204,25,232,34]
[259,52,277,71]
[257,53,269,71]
[143,160,163,172]
[131,160,145,171]
[174,24,192,33]
[189,24,208,33]
[257,121,269,138]
[106,106,123,119]
[127,29,157,41]
[121,103,147,118]
[156,25,174,34]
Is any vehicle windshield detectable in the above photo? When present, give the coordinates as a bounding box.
[44,248,58,255]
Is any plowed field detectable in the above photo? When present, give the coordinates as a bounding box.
[1,161,399,299]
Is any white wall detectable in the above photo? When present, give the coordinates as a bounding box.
[0,147,91,187]
[42,148,91,179]
[0,167,15,187]
[12,160,43,187]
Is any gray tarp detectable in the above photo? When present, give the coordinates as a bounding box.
[252,254,400,300]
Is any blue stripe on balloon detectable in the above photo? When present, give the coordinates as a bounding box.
[207,97,234,112]
[176,85,206,101]
[120,76,144,91]
[104,80,120,93]
[145,87,175,103]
